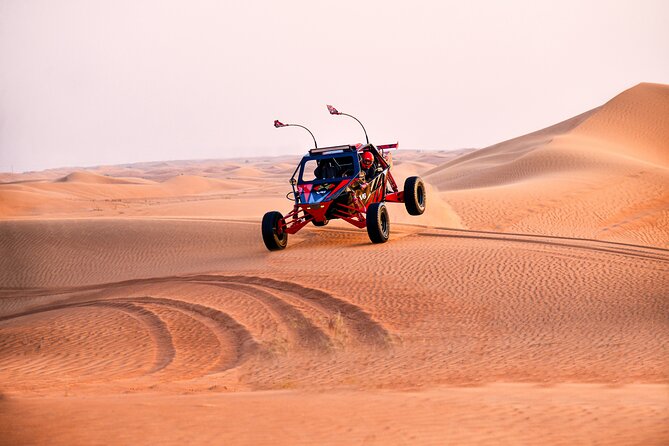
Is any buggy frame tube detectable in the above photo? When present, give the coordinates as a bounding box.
[281,205,313,234]
[339,113,369,145]
[283,124,318,149]
[289,164,301,204]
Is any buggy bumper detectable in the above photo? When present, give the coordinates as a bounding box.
[300,202,331,222]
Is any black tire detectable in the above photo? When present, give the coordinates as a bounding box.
[366,202,390,243]
[312,218,329,227]
[404,176,426,215]
[262,211,288,251]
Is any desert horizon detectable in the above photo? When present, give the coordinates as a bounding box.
[1,82,668,444]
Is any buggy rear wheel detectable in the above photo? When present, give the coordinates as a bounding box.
[366,202,390,243]
[404,176,426,215]
[262,211,288,251]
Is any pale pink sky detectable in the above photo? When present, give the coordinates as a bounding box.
[1,0,668,172]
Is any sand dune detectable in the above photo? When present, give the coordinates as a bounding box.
[569,82,669,166]
[162,174,242,194]
[56,171,147,185]
[427,83,669,248]
[0,84,668,445]
[0,171,272,218]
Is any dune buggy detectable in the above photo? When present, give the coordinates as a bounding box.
[262,105,426,251]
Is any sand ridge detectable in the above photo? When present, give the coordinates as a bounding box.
[427,83,669,247]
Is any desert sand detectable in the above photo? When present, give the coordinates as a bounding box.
[1,83,668,445]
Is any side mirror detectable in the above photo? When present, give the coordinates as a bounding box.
[290,178,297,185]
[274,120,287,128]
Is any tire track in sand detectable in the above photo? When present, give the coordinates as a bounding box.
[114,296,258,373]
[0,295,257,379]
[200,282,333,352]
[1,275,391,348]
[0,275,390,388]
[0,300,176,375]
[414,227,669,262]
[183,275,390,348]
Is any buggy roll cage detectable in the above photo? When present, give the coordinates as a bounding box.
[287,142,401,205]
[277,104,400,204]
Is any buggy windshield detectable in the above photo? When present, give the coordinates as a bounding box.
[299,153,359,183]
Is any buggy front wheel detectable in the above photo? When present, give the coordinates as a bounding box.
[404,176,426,215]
[262,211,288,251]
[366,202,390,243]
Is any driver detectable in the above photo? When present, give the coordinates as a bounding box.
[352,151,377,198]
[360,151,376,181]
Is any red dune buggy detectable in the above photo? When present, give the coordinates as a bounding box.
[262,105,426,251]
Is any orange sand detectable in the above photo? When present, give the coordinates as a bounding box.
[0,83,667,445]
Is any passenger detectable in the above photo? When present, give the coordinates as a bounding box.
[314,159,338,179]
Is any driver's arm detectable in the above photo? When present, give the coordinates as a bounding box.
[365,163,378,181]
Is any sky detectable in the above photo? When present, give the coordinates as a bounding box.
[1,0,668,172]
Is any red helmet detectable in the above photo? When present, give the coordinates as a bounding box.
[361,151,374,169]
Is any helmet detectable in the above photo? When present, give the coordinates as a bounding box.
[361,151,374,169]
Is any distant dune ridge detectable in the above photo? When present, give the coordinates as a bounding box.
[426,82,669,247]
[56,171,145,185]
[0,84,668,445]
